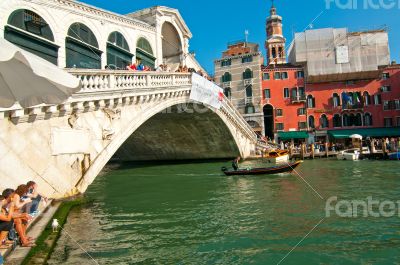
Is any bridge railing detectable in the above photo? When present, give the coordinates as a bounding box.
[67,69,192,93]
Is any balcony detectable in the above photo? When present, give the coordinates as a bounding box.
[222,81,231,88]
[341,103,363,111]
[291,95,306,103]
[243,78,253,86]
[245,96,253,104]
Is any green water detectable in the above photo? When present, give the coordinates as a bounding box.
[48,160,400,265]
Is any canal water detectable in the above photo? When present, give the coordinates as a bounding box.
[48,160,400,265]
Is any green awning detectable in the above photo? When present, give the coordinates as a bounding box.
[278,131,309,140]
[328,128,400,139]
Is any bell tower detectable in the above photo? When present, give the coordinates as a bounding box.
[265,1,286,64]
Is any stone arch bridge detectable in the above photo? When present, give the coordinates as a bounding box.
[0,71,258,198]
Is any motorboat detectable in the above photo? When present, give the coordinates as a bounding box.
[337,149,360,161]
[221,161,302,176]
[264,150,289,164]
[388,148,400,160]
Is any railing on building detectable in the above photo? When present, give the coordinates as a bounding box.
[243,79,253,86]
[222,81,231,88]
[291,95,306,103]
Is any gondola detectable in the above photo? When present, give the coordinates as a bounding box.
[221,161,302,176]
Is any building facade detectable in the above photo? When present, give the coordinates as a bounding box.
[0,0,205,73]
[214,41,264,135]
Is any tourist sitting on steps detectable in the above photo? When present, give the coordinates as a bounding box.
[2,188,35,247]
[0,195,14,249]
[25,181,47,217]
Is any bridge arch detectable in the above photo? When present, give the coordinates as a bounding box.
[76,96,244,193]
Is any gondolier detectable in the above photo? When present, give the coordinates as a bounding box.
[232,156,240,171]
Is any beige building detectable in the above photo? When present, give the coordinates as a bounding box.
[214,42,264,136]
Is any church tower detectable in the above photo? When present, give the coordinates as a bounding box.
[265,2,286,64]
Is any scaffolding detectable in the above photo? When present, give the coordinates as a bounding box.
[288,28,390,82]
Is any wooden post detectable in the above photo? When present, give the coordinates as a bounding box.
[311,143,315,159]
[301,143,305,160]
[325,142,329,158]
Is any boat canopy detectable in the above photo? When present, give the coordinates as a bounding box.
[328,128,400,139]
[278,131,309,140]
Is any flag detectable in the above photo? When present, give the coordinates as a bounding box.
[342,92,350,104]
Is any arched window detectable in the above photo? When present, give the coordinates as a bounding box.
[245,104,255,114]
[307,95,315,108]
[320,114,329,128]
[221,72,232,82]
[66,23,102,69]
[272,47,276,58]
[343,113,350,127]
[243,68,253,79]
[246,85,253,98]
[364,113,373,126]
[355,113,363,126]
[349,113,356,126]
[308,115,315,129]
[363,91,370,106]
[333,114,342,127]
[224,87,231,99]
[106,31,132,69]
[5,9,58,64]
[136,37,155,69]
[333,93,341,107]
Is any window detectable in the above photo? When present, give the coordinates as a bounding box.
[364,113,373,126]
[243,68,253,79]
[382,72,390,80]
[296,71,305,78]
[397,117,400,127]
[276,123,284,131]
[355,113,363,126]
[221,72,232,82]
[272,47,277,58]
[221,59,231,67]
[263,72,270,80]
[276,109,283,116]
[307,95,315,108]
[308,115,315,129]
[136,37,155,68]
[224,87,231,99]
[320,114,329,128]
[246,85,253,98]
[383,101,389,110]
[107,31,132,69]
[343,114,350,127]
[278,47,283,58]
[298,122,307,129]
[242,56,253,63]
[363,92,370,106]
[264,89,271,99]
[333,114,342,127]
[333,93,341,107]
[245,104,255,114]
[66,23,102,69]
[381,86,391,92]
[274,72,281,80]
[395,100,400,110]
[6,9,58,64]
[374,94,382,105]
[298,108,306,115]
[281,72,288,79]
[283,88,290,98]
[384,118,393,127]
[298,87,305,98]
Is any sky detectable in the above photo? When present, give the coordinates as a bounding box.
[80,0,400,75]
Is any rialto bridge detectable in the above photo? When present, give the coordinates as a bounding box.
[0,71,258,198]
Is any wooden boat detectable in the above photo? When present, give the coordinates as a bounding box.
[222,161,302,176]
[264,150,289,164]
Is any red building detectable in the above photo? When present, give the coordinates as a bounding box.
[261,64,307,139]
[260,5,400,142]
